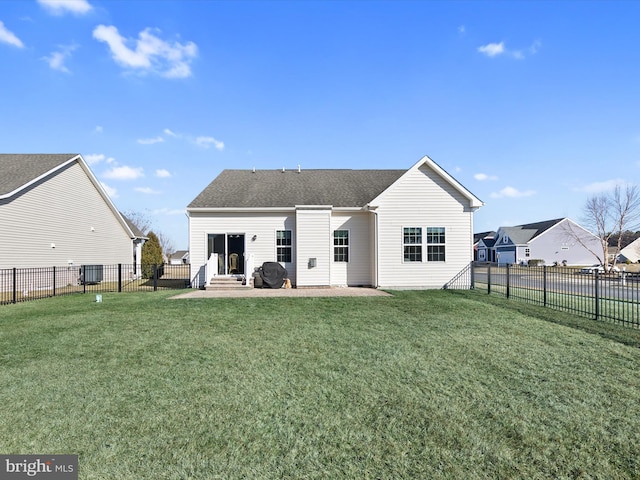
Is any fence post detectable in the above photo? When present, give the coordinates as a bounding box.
[82,266,86,293]
[487,264,492,295]
[12,267,17,304]
[543,265,547,307]
[594,270,600,320]
[153,264,158,291]
[506,264,510,298]
[470,261,475,290]
[53,266,56,297]
[118,264,122,293]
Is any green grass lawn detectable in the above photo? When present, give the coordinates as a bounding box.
[1,290,640,479]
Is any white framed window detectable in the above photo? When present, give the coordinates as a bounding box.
[333,230,349,262]
[525,247,530,257]
[426,227,446,262]
[276,230,292,263]
[403,227,422,262]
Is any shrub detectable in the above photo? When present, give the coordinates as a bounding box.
[528,259,545,267]
[142,231,164,279]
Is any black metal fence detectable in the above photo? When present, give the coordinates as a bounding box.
[446,262,640,328]
[0,264,191,305]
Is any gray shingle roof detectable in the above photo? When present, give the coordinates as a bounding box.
[0,154,78,197]
[188,169,406,208]
[501,218,565,244]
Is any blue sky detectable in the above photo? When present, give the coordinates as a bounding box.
[2,0,639,250]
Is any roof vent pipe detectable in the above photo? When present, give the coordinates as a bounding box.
[282,167,285,172]
[297,164,301,173]
[252,167,255,173]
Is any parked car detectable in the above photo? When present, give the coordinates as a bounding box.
[580,264,620,274]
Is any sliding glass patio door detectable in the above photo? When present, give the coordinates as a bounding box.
[207,233,245,275]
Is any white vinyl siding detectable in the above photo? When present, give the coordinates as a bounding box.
[295,207,331,287]
[189,211,296,287]
[330,213,372,286]
[0,161,133,269]
[373,164,475,289]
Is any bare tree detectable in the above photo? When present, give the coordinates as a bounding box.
[581,185,640,272]
[122,210,153,235]
[123,210,175,260]
[156,231,176,260]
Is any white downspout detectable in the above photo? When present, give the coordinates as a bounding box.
[372,209,379,288]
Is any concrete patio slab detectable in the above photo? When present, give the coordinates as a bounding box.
[170,287,392,299]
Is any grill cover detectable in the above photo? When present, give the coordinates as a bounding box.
[260,262,288,289]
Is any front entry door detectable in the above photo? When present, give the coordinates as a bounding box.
[207,233,245,275]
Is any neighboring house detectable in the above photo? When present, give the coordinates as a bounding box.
[169,250,190,265]
[187,156,483,289]
[479,218,602,266]
[474,231,496,261]
[0,154,144,270]
[121,213,148,274]
[619,238,640,263]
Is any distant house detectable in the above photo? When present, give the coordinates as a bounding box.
[474,231,496,262]
[187,156,483,289]
[169,250,190,265]
[0,154,144,270]
[619,238,640,263]
[478,218,602,266]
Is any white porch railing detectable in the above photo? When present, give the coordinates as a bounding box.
[244,253,254,288]
[204,253,218,287]
[205,252,254,288]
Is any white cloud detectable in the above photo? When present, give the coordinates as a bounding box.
[195,136,224,150]
[43,44,77,73]
[37,0,92,15]
[490,186,536,198]
[102,165,144,180]
[574,179,627,194]
[135,187,162,194]
[458,25,465,35]
[478,40,541,60]
[529,40,542,55]
[513,41,542,60]
[156,169,171,178]
[478,42,505,57]
[0,21,24,48]
[94,125,103,134]
[85,153,116,165]
[163,128,178,137]
[84,153,105,165]
[474,173,498,181]
[478,40,542,60]
[100,181,118,198]
[137,136,164,145]
[92,25,198,78]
